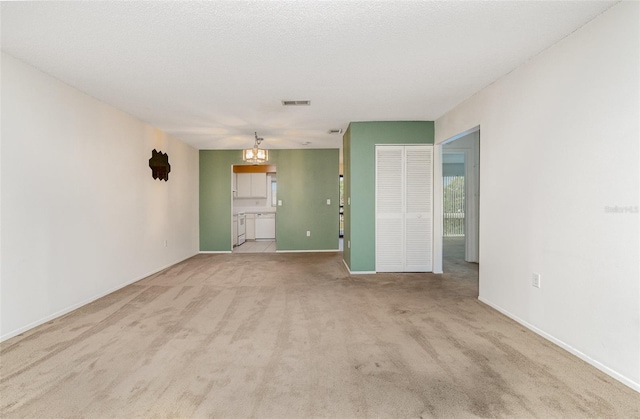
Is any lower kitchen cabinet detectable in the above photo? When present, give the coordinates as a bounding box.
[255,213,276,239]
[246,213,256,240]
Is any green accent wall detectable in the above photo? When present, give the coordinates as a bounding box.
[343,121,434,272]
[276,149,340,251]
[200,150,238,251]
[200,149,340,252]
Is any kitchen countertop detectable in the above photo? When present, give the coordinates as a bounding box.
[234,209,276,215]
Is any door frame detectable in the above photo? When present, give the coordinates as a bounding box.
[433,125,480,273]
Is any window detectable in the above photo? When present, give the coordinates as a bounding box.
[443,175,464,236]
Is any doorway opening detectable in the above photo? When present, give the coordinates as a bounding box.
[231,164,277,253]
[440,129,480,290]
[443,153,465,238]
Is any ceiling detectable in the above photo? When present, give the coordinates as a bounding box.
[1,1,615,151]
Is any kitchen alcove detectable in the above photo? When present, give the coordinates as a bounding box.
[232,164,277,251]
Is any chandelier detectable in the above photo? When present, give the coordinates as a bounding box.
[243,132,269,165]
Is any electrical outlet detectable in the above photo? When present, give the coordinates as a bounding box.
[532,273,541,288]
[306,231,311,237]
[347,197,351,205]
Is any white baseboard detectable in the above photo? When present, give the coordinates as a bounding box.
[199,251,232,254]
[276,249,339,253]
[342,259,376,274]
[342,259,351,273]
[478,296,640,393]
[0,252,198,343]
[341,259,439,275]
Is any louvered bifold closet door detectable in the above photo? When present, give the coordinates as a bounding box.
[375,146,404,272]
[404,146,432,271]
[376,145,433,273]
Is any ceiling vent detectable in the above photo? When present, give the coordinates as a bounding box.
[282,100,311,106]
[328,129,343,134]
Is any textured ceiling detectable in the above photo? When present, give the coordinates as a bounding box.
[1,1,615,151]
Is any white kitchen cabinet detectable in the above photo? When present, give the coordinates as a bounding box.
[246,213,256,240]
[250,173,267,197]
[255,213,276,239]
[236,173,267,198]
[236,174,252,197]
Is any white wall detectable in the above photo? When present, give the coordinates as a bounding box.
[0,53,200,340]
[436,2,639,391]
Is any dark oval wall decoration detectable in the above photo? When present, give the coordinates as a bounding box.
[149,149,171,181]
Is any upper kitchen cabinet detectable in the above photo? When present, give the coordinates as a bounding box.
[236,173,251,197]
[237,173,267,198]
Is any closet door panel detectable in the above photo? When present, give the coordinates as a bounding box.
[405,217,432,271]
[376,217,404,272]
[376,147,404,272]
[376,147,403,214]
[404,146,433,271]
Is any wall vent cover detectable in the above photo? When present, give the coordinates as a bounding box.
[328,129,343,134]
[282,100,311,106]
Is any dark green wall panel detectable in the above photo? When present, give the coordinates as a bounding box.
[276,149,340,251]
[199,150,239,251]
[343,121,434,272]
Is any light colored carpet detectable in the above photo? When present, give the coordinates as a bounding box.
[1,247,638,418]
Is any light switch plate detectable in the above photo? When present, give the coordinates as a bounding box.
[326,199,331,205]
[278,200,282,206]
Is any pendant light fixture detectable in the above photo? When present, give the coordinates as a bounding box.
[243,132,269,165]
